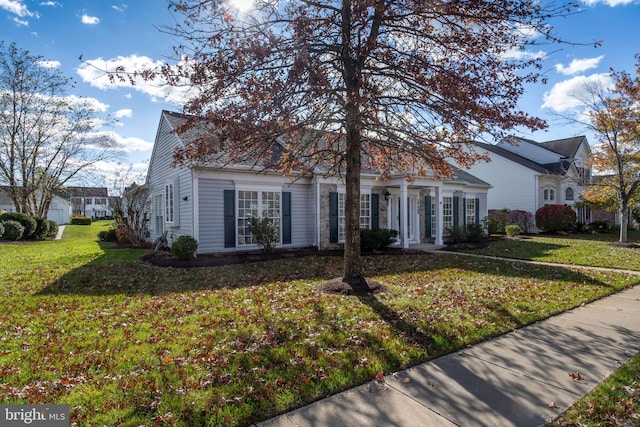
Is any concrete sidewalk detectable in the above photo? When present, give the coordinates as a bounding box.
[258,285,640,427]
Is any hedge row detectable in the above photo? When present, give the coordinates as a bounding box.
[0,212,59,241]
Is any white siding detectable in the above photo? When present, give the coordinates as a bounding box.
[466,153,538,214]
[285,182,314,248]
[198,178,234,253]
[146,113,193,244]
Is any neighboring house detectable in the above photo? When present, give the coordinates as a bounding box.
[0,185,72,225]
[466,136,592,224]
[65,187,113,220]
[145,111,491,254]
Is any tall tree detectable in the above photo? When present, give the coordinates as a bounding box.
[125,1,576,288]
[574,60,640,243]
[0,42,121,218]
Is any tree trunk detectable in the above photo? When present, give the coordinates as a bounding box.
[343,108,364,285]
[619,204,628,243]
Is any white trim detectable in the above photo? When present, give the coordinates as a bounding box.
[193,176,199,243]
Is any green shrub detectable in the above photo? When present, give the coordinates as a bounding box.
[360,228,398,251]
[0,222,4,238]
[171,235,199,260]
[98,228,118,242]
[0,212,37,239]
[465,223,485,243]
[535,205,576,233]
[31,217,50,240]
[46,220,59,239]
[445,226,467,244]
[249,216,279,253]
[70,216,92,225]
[1,220,24,241]
[505,224,522,237]
[586,221,611,233]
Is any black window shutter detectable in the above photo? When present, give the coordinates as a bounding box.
[282,192,292,244]
[371,193,379,230]
[425,196,432,237]
[453,196,460,229]
[223,190,235,248]
[475,198,480,224]
[463,198,467,227]
[329,192,338,243]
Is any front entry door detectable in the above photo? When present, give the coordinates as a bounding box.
[390,195,418,243]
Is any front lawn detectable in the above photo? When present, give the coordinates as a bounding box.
[461,229,640,270]
[0,221,638,426]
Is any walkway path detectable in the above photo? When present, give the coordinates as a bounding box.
[258,250,640,427]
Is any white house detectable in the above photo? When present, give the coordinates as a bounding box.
[145,111,491,254]
[0,186,72,225]
[466,136,591,223]
[65,187,113,220]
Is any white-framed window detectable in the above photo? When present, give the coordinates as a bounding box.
[95,197,107,205]
[360,193,371,229]
[237,190,281,246]
[85,198,93,205]
[430,198,437,238]
[165,183,174,223]
[543,188,555,202]
[338,192,371,241]
[565,187,574,201]
[443,196,453,231]
[465,198,476,225]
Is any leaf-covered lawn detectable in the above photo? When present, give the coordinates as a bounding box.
[462,230,640,270]
[0,222,638,426]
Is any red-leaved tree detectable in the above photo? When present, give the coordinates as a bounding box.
[114,1,582,289]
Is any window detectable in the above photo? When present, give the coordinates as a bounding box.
[543,188,555,202]
[165,183,174,223]
[430,198,436,238]
[85,198,92,205]
[360,193,371,229]
[443,196,453,231]
[237,190,280,246]
[338,193,346,242]
[95,197,107,205]
[465,198,476,225]
[565,187,574,201]
[338,192,371,241]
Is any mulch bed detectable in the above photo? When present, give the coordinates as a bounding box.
[140,246,427,269]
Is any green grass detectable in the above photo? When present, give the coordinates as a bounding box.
[462,229,640,270]
[551,352,640,426]
[0,221,639,426]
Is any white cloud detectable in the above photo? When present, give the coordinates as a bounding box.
[554,56,604,75]
[38,60,61,69]
[93,132,153,153]
[541,73,614,112]
[112,4,127,12]
[77,55,192,104]
[583,0,636,5]
[114,108,132,119]
[81,13,100,25]
[64,94,110,112]
[12,16,28,26]
[500,48,546,61]
[39,1,60,6]
[0,0,35,17]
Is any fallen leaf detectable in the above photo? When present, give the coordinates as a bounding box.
[548,401,558,408]
[402,377,412,384]
[430,382,440,388]
[569,372,584,381]
[375,373,385,383]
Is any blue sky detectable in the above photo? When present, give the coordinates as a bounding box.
[2,0,640,188]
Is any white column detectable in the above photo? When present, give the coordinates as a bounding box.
[435,186,443,245]
[400,182,408,248]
